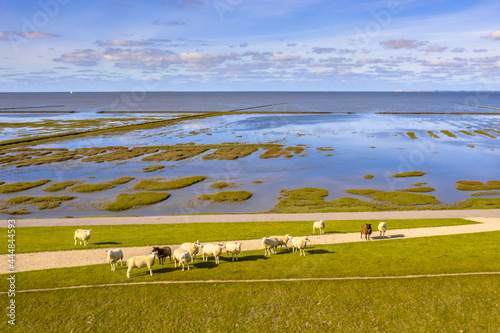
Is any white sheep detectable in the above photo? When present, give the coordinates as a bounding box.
[269,234,292,251]
[261,237,279,256]
[202,243,224,265]
[173,248,192,271]
[378,222,387,237]
[313,220,325,234]
[225,242,242,262]
[107,249,123,271]
[74,229,92,246]
[180,240,202,262]
[292,236,309,256]
[127,252,157,278]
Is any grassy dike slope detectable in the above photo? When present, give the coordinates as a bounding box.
[1,231,499,331]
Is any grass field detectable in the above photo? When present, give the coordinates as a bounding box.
[0,218,477,254]
[1,231,499,331]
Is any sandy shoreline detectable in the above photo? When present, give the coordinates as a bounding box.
[3,209,500,228]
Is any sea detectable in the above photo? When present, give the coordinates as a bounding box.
[0,91,499,218]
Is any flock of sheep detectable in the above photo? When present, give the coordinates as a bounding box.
[73,220,388,278]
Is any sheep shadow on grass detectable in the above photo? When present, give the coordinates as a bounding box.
[306,248,335,255]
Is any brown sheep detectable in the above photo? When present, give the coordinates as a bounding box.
[360,224,372,240]
[152,246,172,265]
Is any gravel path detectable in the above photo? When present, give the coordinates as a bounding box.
[3,209,500,227]
[2,215,499,274]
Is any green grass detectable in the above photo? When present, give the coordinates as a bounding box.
[210,182,230,189]
[363,174,374,179]
[42,181,78,192]
[106,192,170,212]
[391,171,427,178]
[412,182,428,187]
[456,180,500,191]
[133,176,206,191]
[198,191,252,202]
[400,187,436,193]
[0,218,475,254]
[0,179,51,193]
[108,177,135,186]
[2,232,499,332]
[345,189,378,196]
[6,275,499,332]
[142,165,165,172]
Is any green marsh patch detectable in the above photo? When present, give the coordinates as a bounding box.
[363,174,374,179]
[70,177,135,193]
[202,146,259,160]
[42,181,78,192]
[106,192,170,212]
[142,165,165,173]
[391,171,427,178]
[210,182,230,189]
[259,146,305,159]
[459,197,500,209]
[198,191,252,202]
[4,195,75,210]
[133,176,206,191]
[440,130,457,138]
[474,130,497,138]
[470,191,500,197]
[400,187,436,193]
[0,179,51,194]
[455,180,500,191]
[406,132,417,139]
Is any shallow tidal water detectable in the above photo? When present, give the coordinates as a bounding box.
[0,92,499,218]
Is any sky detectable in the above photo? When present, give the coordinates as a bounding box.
[0,0,499,92]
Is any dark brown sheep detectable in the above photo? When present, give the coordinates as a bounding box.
[360,224,372,240]
[152,246,172,265]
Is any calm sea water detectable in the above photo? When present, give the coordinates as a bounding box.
[1,91,500,114]
[1,91,499,218]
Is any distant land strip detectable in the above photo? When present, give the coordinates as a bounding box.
[478,105,500,111]
[377,111,500,115]
[0,111,75,114]
[98,110,338,115]
[0,104,65,110]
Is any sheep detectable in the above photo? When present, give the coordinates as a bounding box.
[361,224,372,240]
[261,237,279,256]
[152,246,172,265]
[127,251,157,278]
[74,229,92,246]
[225,242,242,262]
[107,249,124,271]
[180,241,202,262]
[378,222,387,237]
[202,243,224,265]
[173,248,192,271]
[269,234,292,251]
[313,220,325,234]
[292,236,310,256]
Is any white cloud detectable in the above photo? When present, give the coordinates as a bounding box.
[379,39,427,49]
[486,30,500,40]
[425,45,448,53]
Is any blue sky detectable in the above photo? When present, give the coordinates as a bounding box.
[1,0,499,91]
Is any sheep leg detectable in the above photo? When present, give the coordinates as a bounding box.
[127,269,131,278]
[181,263,185,271]
[187,263,190,271]
[149,268,153,276]
[74,239,77,245]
